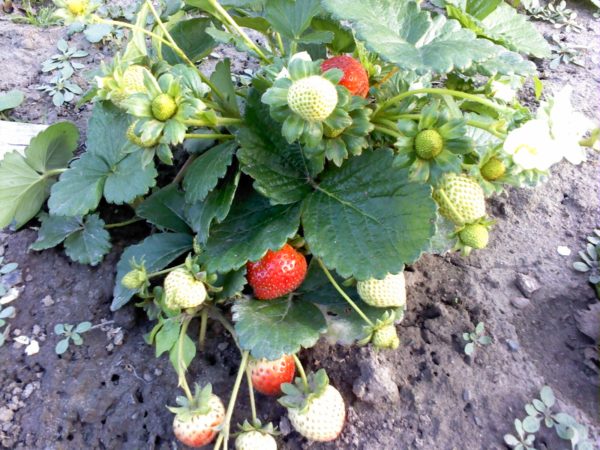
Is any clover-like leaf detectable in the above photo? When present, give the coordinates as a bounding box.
[49,103,157,216]
[202,190,301,273]
[183,141,237,204]
[323,0,501,75]
[112,232,193,310]
[0,89,24,112]
[302,149,436,279]
[264,0,323,40]
[237,90,314,205]
[0,122,79,228]
[232,297,327,360]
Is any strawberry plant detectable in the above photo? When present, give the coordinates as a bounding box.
[1,0,598,447]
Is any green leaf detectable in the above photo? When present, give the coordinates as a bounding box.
[311,16,355,53]
[264,0,323,40]
[0,122,79,228]
[237,90,313,205]
[137,185,191,233]
[162,18,216,64]
[75,321,92,333]
[169,332,196,374]
[210,59,240,117]
[447,3,551,58]
[0,89,24,112]
[63,214,111,266]
[464,342,474,355]
[156,319,180,357]
[212,267,247,299]
[49,104,157,216]
[183,142,237,203]
[84,23,112,43]
[232,297,327,360]
[112,233,193,310]
[202,190,301,273]
[55,338,70,355]
[322,0,500,75]
[186,170,240,243]
[31,213,111,265]
[302,149,436,279]
[465,0,502,19]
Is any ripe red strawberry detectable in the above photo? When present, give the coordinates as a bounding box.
[321,55,369,98]
[249,354,296,396]
[246,244,307,300]
[168,384,225,448]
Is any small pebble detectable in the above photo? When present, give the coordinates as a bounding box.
[217,342,229,351]
[41,295,54,306]
[557,246,571,256]
[511,297,531,309]
[515,273,540,298]
[506,339,520,352]
[462,389,471,402]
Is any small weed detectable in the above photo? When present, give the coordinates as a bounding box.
[549,35,586,69]
[37,75,84,107]
[526,1,584,33]
[505,386,594,450]
[463,322,492,356]
[573,229,600,298]
[11,5,60,27]
[54,321,93,354]
[42,39,88,79]
[0,257,19,347]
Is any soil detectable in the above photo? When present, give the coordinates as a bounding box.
[1,2,599,450]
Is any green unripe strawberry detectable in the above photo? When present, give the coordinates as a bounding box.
[121,268,147,290]
[164,268,207,309]
[357,272,406,308]
[152,94,177,121]
[126,121,158,148]
[433,174,486,226]
[459,223,489,249]
[66,0,86,15]
[414,129,443,160]
[287,75,338,122]
[480,157,506,181]
[372,324,400,350]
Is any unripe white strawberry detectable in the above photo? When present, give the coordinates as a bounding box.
[172,394,224,447]
[121,65,147,94]
[235,430,277,450]
[357,272,406,308]
[164,268,207,309]
[287,75,338,122]
[287,385,345,442]
[433,174,486,225]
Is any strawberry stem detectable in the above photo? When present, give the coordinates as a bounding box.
[374,87,512,118]
[177,317,194,402]
[245,367,257,422]
[214,350,250,450]
[317,259,374,327]
[292,354,309,389]
[146,263,186,280]
[373,125,401,139]
[142,0,226,102]
[198,308,208,350]
[104,217,143,229]
[204,0,271,63]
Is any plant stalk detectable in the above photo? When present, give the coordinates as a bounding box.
[177,317,194,402]
[317,259,374,327]
[104,217,143,229]
[214,350,250,450]
[147,264,186,280]
[199,308,208,350]
[184,133,234,140]
[292,354,308,388]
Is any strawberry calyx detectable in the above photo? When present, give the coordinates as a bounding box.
[66,0,87,15]
[358,310,402,349]
[168,383,214,421]
[235,419,280,436]
[278,368,329,414]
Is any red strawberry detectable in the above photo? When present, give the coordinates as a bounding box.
[321,55,369,98]
[168,384,225,448]
[249,354,296,396]
[246,244,307,300]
